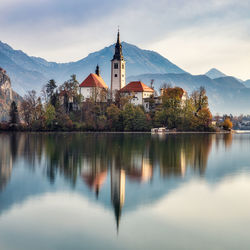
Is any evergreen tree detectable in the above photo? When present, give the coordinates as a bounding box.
[46,79,57,101]
[9,101,19,124]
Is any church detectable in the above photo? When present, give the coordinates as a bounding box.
[79,30,154,107]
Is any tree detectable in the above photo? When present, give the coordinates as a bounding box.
[155,109,168,127]
[122,104,136,131]
[157,87,184,128]
[133,106,148,131]
[45,104,56,128]
[191,87,208,115]
[9,101,19,124]
[46,79,57,100]
[106,104,121,130]
[181,98,196,130]
[222,118,233,131]
[197,107,212,130]
[59,75,81,113]
[20,90,38,126]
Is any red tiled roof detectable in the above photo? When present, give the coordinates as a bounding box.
[120,81,154,93]
[80,73,108,88]
[82,171,107,190]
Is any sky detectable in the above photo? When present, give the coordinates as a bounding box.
[0,0,250,80]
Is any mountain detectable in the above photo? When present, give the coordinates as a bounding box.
[1,40,250,114]
[0,69,22,121]
[244,79,250,88]
[213,76,246,89]
[127,73,250,114]
[205,68,227,79]
[0,41,185,95]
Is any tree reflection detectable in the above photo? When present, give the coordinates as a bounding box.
[0,134,13,191]
[0,133,221,191]
[0,132,233,229]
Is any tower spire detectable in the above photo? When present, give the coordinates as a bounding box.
[113,28,123,60]
[117,26,120,43]
[95,64,100,76]
[111,29,126,94]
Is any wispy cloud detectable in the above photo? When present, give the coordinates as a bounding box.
[0,0,249,78]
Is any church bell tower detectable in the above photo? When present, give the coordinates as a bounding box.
[111,30,126,94]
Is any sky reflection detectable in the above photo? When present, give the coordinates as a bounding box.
[0,133,250,249]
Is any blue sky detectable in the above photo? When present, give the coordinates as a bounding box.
[0,0,250,79]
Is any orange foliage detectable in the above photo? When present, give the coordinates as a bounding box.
[222,118,233,130]
[162,87,184,100]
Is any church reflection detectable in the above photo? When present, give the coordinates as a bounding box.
[111,165,125,231]
[0,133,233,230]
[81,159,108,199]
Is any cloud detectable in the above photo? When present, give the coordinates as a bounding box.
[149,20,250,79]
[0,0,249,78]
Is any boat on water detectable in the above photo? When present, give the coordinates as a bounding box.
[151,127,176,134]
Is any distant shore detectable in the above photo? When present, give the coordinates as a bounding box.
[1,130,248,134]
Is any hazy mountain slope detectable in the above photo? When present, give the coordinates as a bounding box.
[127,73,250,114]
[205,68,227,79]
[0,41,185,95]
[213,76,246,89]
[244,80,250,88]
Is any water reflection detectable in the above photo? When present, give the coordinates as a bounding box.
[0,134,14,191]
[0,132,245,233]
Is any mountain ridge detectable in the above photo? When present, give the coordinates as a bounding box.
[127,72,249,114]
[0,40,250,114]
[0,41,185,95]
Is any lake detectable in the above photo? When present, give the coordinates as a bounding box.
[0,132,250,250]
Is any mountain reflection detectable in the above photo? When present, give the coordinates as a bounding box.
[0,133,233,229]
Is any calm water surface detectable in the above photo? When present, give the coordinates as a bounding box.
[0,133,250,250]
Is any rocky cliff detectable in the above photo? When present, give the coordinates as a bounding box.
[0,68,22,121]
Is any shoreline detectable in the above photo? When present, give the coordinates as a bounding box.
[0,130,247,134]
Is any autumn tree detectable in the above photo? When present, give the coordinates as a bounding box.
[196,107,212,130]
[222,118,233,131]
[155,87,184,128]
[191,87,208,115]
[106,104,122,130]
[20,90,38,126]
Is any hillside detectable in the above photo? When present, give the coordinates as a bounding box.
[244,79,250,88]
[0,69,22,121]
[0,41,185,95]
